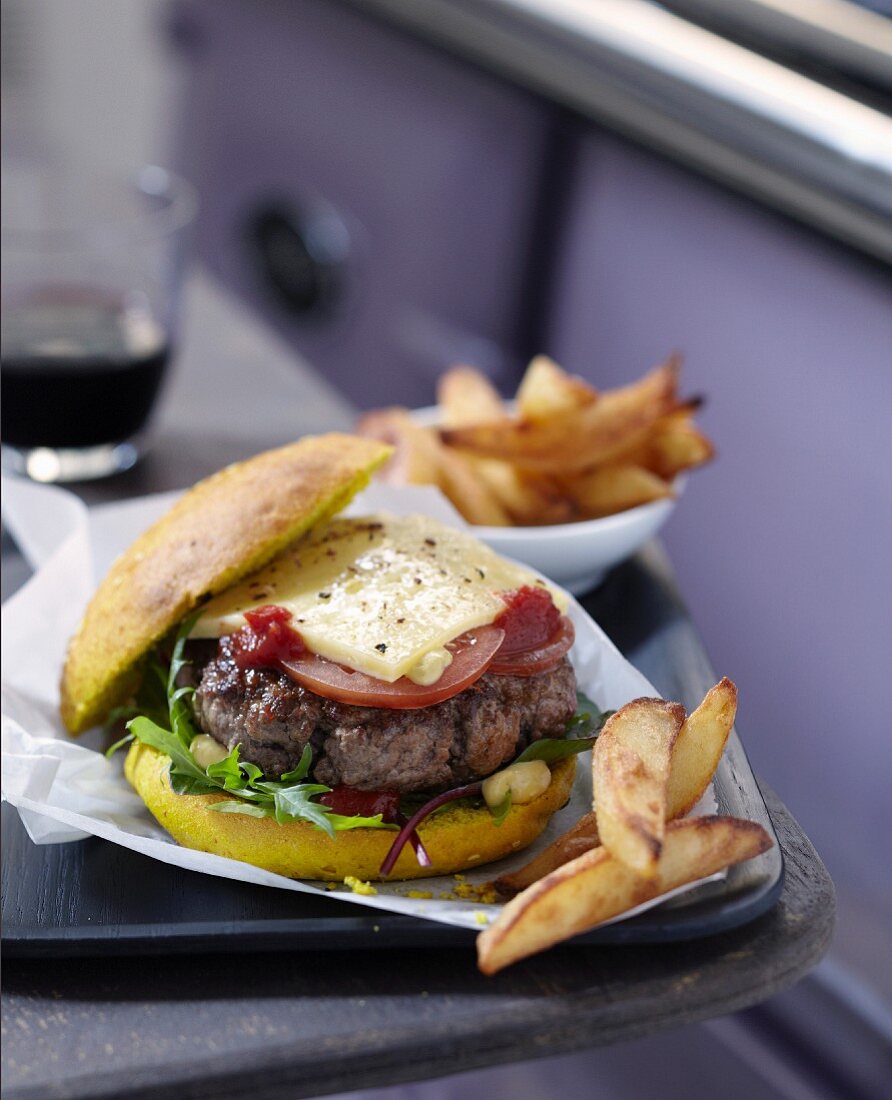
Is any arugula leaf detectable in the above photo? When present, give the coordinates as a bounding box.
[166,614,202,747]
[169,771,222,797]
[567,690,614,736]
[278,746,313,784]
[506,691,612,768]
[240,760,264,786]
[324,813,391,831]
[127,715,209,782]
[168,614,198,698]
[105,731,135,759]
[203,746,264,799]
[204,746,244,788]
[105,657,169,740]
[272,783,337,833]
[489,788,512,827]
[512,735,598,766]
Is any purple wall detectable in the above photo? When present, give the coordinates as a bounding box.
[173,0,553,408]
[545,132,892,931]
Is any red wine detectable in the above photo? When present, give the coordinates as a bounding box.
[1,300,170,449]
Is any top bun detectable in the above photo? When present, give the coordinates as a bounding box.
[60,433,393,734]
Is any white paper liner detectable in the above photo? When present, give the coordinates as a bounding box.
[1,476,718,932]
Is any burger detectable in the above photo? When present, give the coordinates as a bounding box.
[61,434,599,881]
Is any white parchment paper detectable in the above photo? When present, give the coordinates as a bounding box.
[1,476,716,931]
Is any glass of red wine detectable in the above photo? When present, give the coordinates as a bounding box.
[1,161,197,482]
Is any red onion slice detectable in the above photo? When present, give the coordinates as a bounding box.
[380,782,483,877]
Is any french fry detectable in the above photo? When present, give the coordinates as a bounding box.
[495,680,738,896]
[593,699,684,876]
[441,358,680,474]
[560,464,673,518]
[471,458,576,526]
[355,408,443,485]
[668,678,737,818]
[494,811,600,897]
[362,353,713,526]
[477,816,772,974]
[356,408,511,525]
[616,408,714,480]
[438,366,507,427]
[515,355,597,422]
[436,447,512,526]
[647,417,714,479]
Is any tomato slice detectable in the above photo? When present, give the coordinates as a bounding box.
[489,615,575,676]
[279,625,505,710]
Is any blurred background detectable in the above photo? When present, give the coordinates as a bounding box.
[2,1,891,1097]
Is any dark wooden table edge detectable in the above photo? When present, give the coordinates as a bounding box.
[2,784,834,1100]
[0,849,785,958]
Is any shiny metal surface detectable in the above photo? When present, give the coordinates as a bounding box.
[667,0,892,88]
[350,0,892,261]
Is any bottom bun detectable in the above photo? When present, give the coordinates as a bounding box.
[125,743,576,881]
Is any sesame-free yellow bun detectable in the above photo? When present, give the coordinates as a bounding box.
[124,744,576,881]
[60,434,392,734]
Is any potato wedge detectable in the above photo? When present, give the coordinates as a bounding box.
[438,366,506,427]
[494,811,600,897]
[356,407,510,525]
[647,415,714,479]
[593,699,684,876]
[437,447,512,527]
[616,409,715,480]
[441,358,679,474]
[561,464,673,518]
[355,408,443,486]
[495,680,738,895]
[477,816,772,973]
[515,355,597,422]
[471,458,576,526]
[668,678,737,818]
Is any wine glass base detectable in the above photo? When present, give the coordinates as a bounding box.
[1,437,145,483]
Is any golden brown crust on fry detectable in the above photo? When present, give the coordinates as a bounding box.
[355,407,511,525]
[593,698,684,877]
[499,679,740,896]
[60,434,393,734]
[437,366,506,427]
[493,810,600,898]
[359,354,713,526]
[441,358,680,474]
[436,447,512,526]
[355,409,442,485]
[125,744,576,881]
[558,464,673,519]
[477,816,772,973]
[515,356,597,422]
[667,678,736,818]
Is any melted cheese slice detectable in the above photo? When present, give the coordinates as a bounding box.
[192,514,567,684]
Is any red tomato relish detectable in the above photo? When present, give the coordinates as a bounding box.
[230,605,306,669]
[495,585,561,654]
[319,786,401,822]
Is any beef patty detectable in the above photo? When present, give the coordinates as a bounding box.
[192,639,577,793]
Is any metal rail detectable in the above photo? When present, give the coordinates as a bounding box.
[350,0,892,263]
[666,0,892,89]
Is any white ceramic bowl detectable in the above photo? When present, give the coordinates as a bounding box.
[411,406,681,594]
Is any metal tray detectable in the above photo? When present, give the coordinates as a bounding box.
[1,727,783,958]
